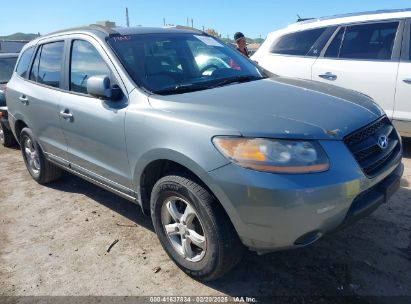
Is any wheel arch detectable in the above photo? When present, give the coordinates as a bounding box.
[13,119,29,144]
[134,149,239,233]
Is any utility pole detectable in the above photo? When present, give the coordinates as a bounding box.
[126,7,130,27]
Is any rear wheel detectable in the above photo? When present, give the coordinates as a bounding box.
[0,121,17,147]
[151,174,243,281]
[20,127,62,184]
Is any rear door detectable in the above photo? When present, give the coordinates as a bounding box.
[257,27,336,79]
[59,36,132,190]
[393,19,411,135]
[7,40,69,160]
[312,20,403,119]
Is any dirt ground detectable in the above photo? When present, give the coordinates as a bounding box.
[0,138,410,302]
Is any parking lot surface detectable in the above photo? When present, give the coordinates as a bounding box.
[0,139,410,300]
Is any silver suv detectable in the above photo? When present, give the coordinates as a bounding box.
[6,25,403,280]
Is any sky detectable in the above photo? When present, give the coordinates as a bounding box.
[0,0,410,39]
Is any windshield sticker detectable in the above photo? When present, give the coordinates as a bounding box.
[112,35,132,42]
[194,35,223,47]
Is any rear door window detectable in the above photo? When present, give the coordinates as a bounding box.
[70,40,111,94]
[30,41,64,88]
[15,47,34,78]
[338,22,399,60]
[270,28,327,56]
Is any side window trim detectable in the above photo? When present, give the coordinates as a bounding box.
[307,26,339,57]
[400,19,410,61]
[29,45,42,82]
[269,27,328,58]
[391,20,405,61]
[319,25,345,58]
[320,19,404,62]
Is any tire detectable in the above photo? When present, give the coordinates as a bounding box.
[20,127,62,184]
[150,174,244,281]
[0,121,17,147]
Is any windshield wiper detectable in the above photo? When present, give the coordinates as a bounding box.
[154,83,212,95]
[214,75,265,88]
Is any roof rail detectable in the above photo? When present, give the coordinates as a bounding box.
[296,8,411,25]
[164,25,205,34]
[46,24,120,36]
[297,17,315,22]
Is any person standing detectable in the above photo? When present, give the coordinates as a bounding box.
[234,32,249,58]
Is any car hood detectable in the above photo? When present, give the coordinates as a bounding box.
[148,76,384,140]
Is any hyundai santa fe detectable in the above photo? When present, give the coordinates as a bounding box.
[6,25,403,280]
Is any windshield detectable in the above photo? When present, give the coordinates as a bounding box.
[107,33,265,94]
[0,57,18,83]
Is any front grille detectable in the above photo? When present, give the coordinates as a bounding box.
[344,116,401,178]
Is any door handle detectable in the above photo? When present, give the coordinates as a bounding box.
[19,95,29,105]
[319,72,337,81]
[403,78,411,84]
[59,110,73,121]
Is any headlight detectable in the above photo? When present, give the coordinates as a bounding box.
[213,137,329,173]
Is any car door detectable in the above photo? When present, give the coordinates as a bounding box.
[393,19,411,136]
[257,27,336,79]
[312,21,404,119]
[7,41,69,160]
[59,37,133,191]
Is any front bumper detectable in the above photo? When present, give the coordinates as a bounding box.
[206,140,403,253]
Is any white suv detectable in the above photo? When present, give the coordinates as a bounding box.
[253,9,411,136]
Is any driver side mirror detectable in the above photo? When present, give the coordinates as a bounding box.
[87,75,122,101]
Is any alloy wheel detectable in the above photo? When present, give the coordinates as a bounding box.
[23,137,40,175]
[161,196,207,262]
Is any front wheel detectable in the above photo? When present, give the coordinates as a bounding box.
[150,174,243,281]
[20,127,62,184]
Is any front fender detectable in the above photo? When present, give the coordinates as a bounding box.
[132,148,229,192]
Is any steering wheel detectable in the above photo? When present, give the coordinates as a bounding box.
[200,64,219,76]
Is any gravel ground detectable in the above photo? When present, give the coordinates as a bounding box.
[0,138,410,302]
